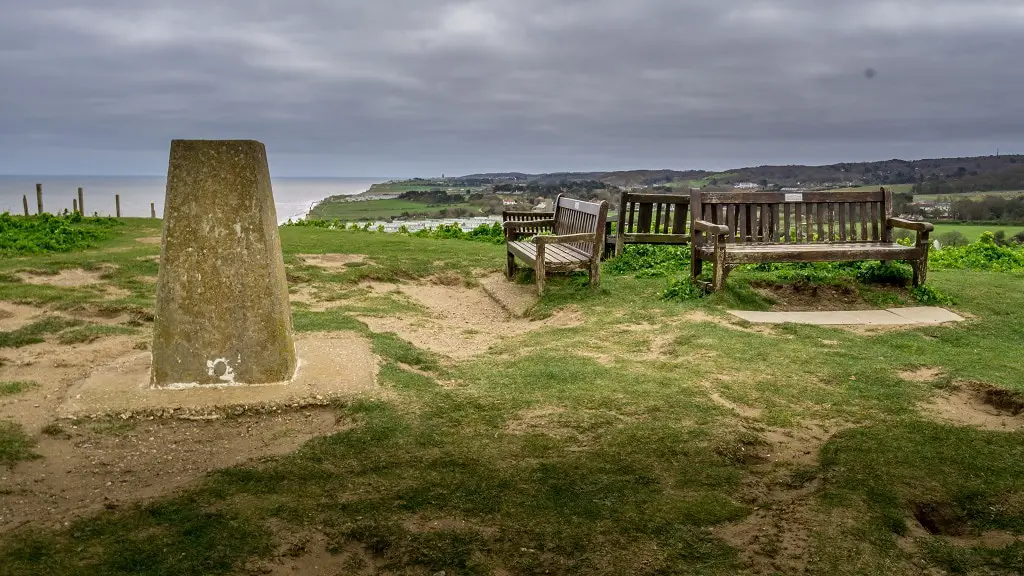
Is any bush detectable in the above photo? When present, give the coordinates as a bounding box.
[661,277,705,301]
[0,212,120,256]
[910,285,955,306]
[855,261,913,286]
[930,232,1024,272]
[607,245,689,278]
[935,231,969,248]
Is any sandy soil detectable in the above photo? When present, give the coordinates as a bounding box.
[298,253,369,270]
[0,303,46,332]
[17,268,110,287]
[922,382,1024,432]
[357,281,583,359]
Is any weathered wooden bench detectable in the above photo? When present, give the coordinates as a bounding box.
[614,192,691,255]
[503,196,610,295]
[504,209,617,259]
[690,187,933,291]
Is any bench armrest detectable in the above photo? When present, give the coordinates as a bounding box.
[535,233,596,245]
[693,220,730,236]
[886,218,934,233]
[503,219,554,230]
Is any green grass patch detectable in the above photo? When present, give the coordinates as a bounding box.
[0,420,40,467]
[0,212,121,257]
[932,223,1024,242]
[0,381,36,396]
[307,198,480,221]
[0,316,85,348]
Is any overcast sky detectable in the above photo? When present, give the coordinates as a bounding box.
[2,0,1023,177]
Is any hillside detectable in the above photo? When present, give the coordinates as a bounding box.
[460,154,1024,189]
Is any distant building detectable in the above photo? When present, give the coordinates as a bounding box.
[502,199,517,206]
[733,182,759,189]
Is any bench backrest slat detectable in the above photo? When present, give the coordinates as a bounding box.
[692,188,891,245]
[553,195,607,256]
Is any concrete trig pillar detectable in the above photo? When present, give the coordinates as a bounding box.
[151,140,296,387]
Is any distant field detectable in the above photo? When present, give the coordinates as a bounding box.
[308,198,479,221]
[932,223,1024,241]
[833,184,915,194]
[916,190,1024,202]
[362,182,489,196]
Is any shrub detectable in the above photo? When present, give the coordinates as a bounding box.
[930,232,1024,272]
[911,285,955,306]
[0,212,119,256]
[607,245,689,278]
[855,261,913,286]
[661,277,705,301]
[935,231,969,248]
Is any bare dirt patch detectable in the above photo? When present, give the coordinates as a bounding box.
[358,281,583,359]
[898,367,944,382]
[709,392,763,419]
[135,236,162,244]
[753,280,883,312]
[0,303,46,332]
[922,382,1024,432]
[17,268,109,287]
[0,409,354,534]
[683,310,774,335]
[714,419,845,575]
[298,253,369,270]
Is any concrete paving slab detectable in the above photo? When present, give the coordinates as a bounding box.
[59,332,379,420]
[887,307,965,324]
[727,307,963,326]
[480,273,539,317]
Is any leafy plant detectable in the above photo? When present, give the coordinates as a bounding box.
[911,285,956,306]
[930,232,1024,272]
[607,245,689,278]
[661,277,705,301]
[0,212,120,256]
[855,261,913,286]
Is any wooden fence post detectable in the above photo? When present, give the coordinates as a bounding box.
[36,183,43,214]
[73,199,79,213]
[78,187,85,216]
[151,203,156,218]
[22,195,29,217]
[115,194,121,218]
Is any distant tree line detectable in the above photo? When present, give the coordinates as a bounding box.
[492,180,609,194]
[398,190,466,205]
[949,196,1024,221]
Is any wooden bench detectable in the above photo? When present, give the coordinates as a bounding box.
[504,209,617,259]
[614,192,691,256]
[504,196,610,295]
[690,187,933,291]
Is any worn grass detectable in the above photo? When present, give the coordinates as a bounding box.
[1,225,1023,575]
[0,421,40,468]
[0,381,36,396]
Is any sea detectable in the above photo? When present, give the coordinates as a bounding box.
[0,176,386,224]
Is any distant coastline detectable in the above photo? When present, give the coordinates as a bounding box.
[0,175,388,223]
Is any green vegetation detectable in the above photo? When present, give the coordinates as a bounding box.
[0,421,40,467]
[933,223,1024,242]
[307,198,481,221]
[0,381,36,396]
[2,220,1024,575]
[0,212,121,257]
[0,316,85,348]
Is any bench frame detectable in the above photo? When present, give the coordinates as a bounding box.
[690,187,934,291]
[614,192,691,255]
[504,195,609,295]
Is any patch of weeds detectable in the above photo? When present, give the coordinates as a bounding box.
[0,380,36,396]
[856,261,912,286]
[607,244,689,278]
[41,423,71,439]
[291,309,366,333]
[661,276,706,301]
[0,316,85,348]
[911,285,956,306]
[57,324,137,345]
[0,272,23,283]
[0,420,41,467]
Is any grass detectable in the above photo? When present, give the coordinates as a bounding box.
[308,198,481,221]
[933,223,1024,242]
[0,421,40,467]
[0,381,36,396]
[0,316,85,348]
[1,224,1024,574]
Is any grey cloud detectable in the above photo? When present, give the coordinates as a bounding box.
[1,0,1023,175]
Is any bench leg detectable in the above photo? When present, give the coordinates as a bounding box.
[691,252,703,281]
[534,260,546,296]
[590,258,601,288]
[506,250,517,279]
[712,257,726,292]
[911,257,928,287]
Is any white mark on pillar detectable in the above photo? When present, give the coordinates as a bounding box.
[234,222,242,238]
[206,357,236,383]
